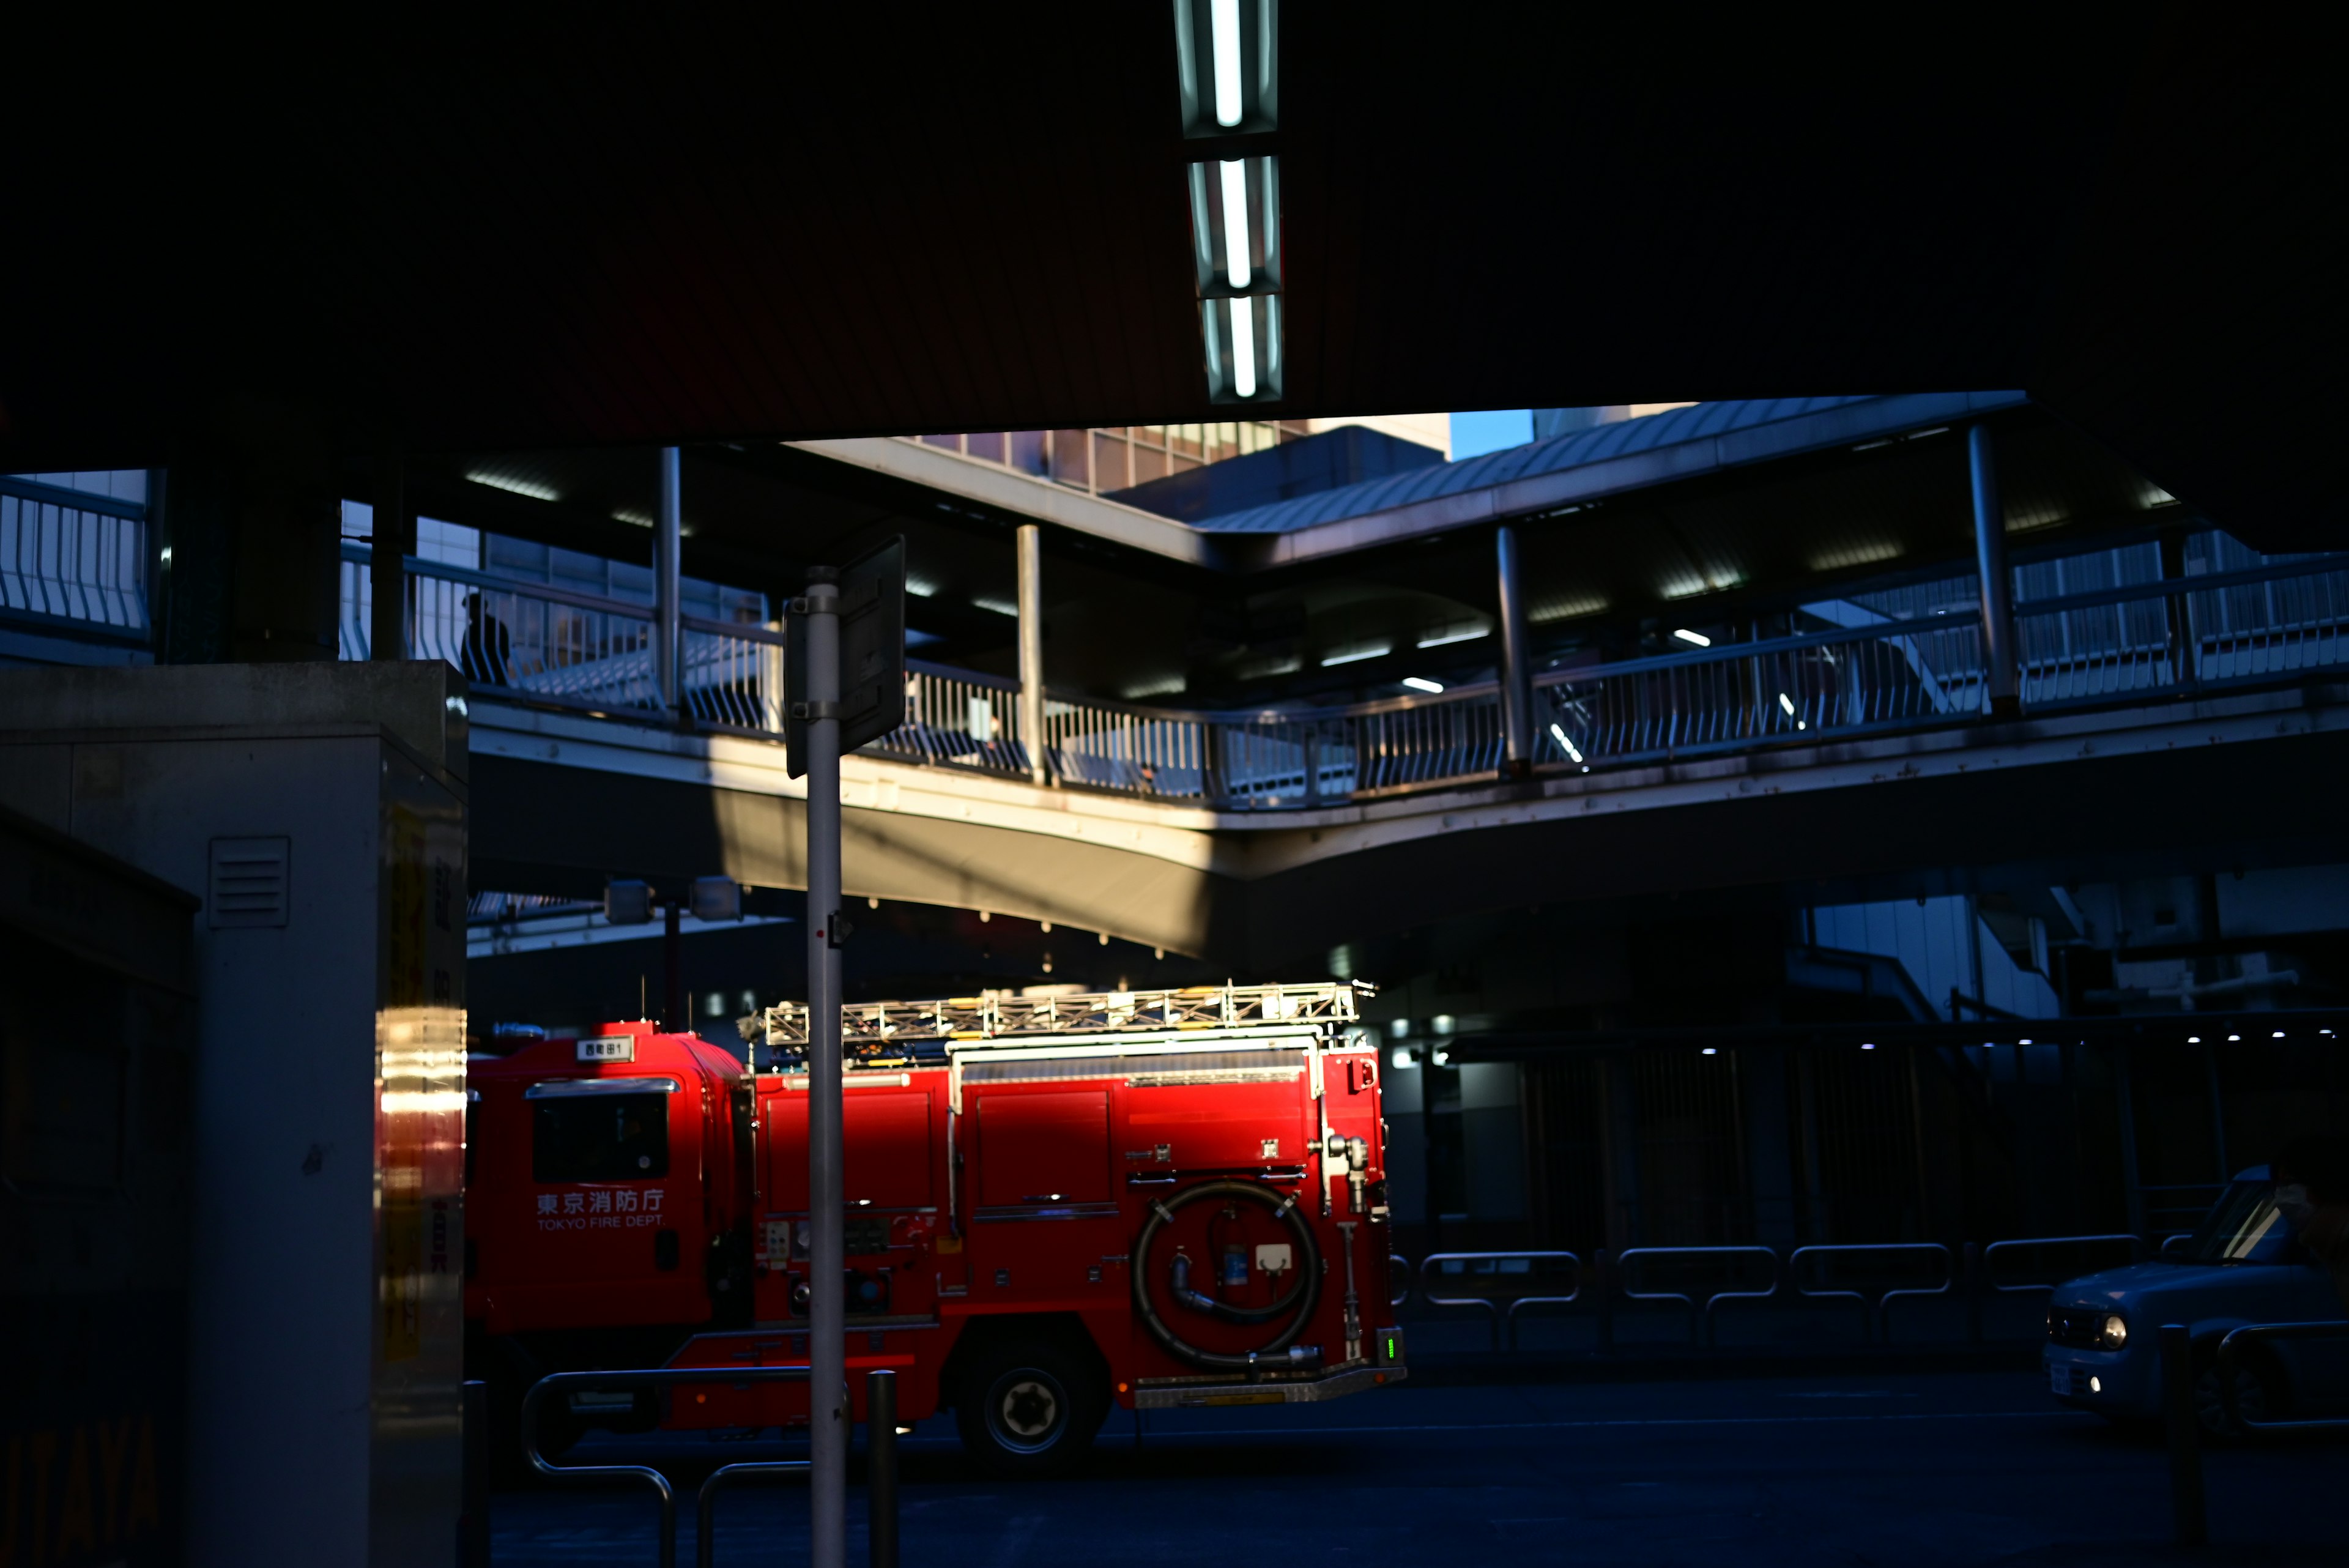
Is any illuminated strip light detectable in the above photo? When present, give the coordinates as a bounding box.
[1221,161,1250,287]
[1416,626,1486,648]
[1319,642,1388,666]
[467,470,560,502]
[1548,723,1584,764]
[1400,677,1444,694]
[1672,628,1710,647]
[1231,297,1257,398]
[1212,0,1243,125]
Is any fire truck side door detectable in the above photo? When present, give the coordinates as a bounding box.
[845,1091,933,1208]
[521,1076,708,1324]
[976,1090,1111,1206]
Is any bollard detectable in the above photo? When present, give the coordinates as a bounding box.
[461,1378,491,1568]
[867,1369,899,1568]
[2159,1323,2205,1545]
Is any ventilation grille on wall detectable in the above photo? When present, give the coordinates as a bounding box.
[209,837,289,929]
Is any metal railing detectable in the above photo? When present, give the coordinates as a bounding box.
[1417,1252,1581,1350]
[1,475,149,637]
[1981,1233,2141,1291]
[1389,1231,2179,1353]
[522,1365,812,1568]
[1789,1243,1953,1343]
[346,539,2349,812]
[520,1363,899,1568]
[2217,1321,2349,1433]
[1615,1246,1781,1346]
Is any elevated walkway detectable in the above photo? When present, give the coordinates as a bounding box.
[469,674,2349,970]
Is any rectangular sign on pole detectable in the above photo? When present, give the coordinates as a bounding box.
[789,537,904,779]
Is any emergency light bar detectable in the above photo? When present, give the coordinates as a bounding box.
[743,979,1374,1057]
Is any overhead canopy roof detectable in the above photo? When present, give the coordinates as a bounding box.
[6,6,2337,547]
[403,392,2181,705]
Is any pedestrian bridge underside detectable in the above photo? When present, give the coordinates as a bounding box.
[471,677,2349,972]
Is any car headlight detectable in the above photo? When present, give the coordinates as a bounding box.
[2098,1313,2127,1350]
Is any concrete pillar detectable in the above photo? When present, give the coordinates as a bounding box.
[1600,1052,1642,1251]
[1016,522,1047,786]
[656,447,682,713]
[1967,424,2020,716]
[369,451,412,661]
[1459,1061,1527,1234]
[160,404,343,665]
[1740,1046,1799,1246]
[1495,522,1534,773]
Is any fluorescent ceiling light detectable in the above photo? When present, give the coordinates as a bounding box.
[1220,161,1250,287]
[1778,692,1797,715]
[1548,723,1583,764]
[1211,0,1243,125]
[1401,677,1444,694]
[1319,642,1389,666]
[1672,628,1711,647]
[971,595,1018,618]
[1230,297,1256,398]
[611,507,655,527]
[1416,626,1486,648]
[466,470,560,502]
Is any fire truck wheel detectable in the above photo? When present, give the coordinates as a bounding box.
[955,1336,1107,1477]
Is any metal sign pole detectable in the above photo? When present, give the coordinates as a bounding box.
[799,568,847,1568]
[784,539,901,1568]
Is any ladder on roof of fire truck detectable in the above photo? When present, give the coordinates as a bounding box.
[743,979,1375,1054]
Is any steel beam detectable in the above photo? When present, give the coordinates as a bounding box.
[1968,424,2019,716]
[1017,522,1047,786]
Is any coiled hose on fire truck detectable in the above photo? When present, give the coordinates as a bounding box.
[1133,1179,1323,1371]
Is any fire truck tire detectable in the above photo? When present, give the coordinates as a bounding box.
[953,1334,1108,1478]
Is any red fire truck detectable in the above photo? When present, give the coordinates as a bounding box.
[466,982,1407,1473]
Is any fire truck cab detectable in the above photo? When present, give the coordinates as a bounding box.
[466,983,1406,1473]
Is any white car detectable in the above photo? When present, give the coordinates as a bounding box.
[2044,1166,2349,1436]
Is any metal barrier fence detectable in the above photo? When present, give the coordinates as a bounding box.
[2169,1320,2349,1547]
[1789,1243,1952,1343]
[1392,1232,2175,1351]
[2217,1321,2349,1434]
[1981,1233,2141,1291]
[344,541,2349,811]
[1417,1252,1582,1350]
[519,1364,901,1568]
[1616,1246,1781,1346]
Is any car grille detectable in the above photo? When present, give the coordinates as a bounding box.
[2047,1307,2106,1349]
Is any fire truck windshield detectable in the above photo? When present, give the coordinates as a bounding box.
[530,1088,672,1183]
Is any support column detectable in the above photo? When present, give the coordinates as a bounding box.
[370,450,412,661]
[1968,425,2020,717]
[1495,522,1534,773]
[1016,522,1047,786]
[2158,529,2197,689]
[161,403,342,665]
[656,447,683,714]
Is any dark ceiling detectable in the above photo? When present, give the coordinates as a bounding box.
[6,5,2340,546]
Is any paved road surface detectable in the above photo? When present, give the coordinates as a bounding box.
[491,1369,2338,1565]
